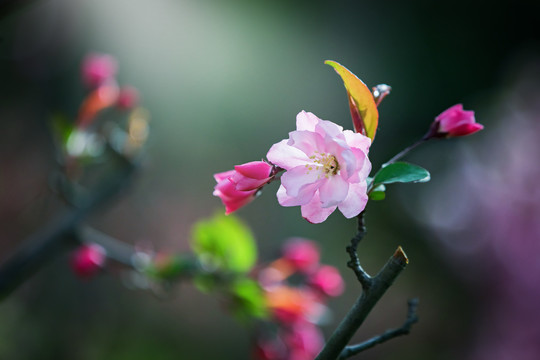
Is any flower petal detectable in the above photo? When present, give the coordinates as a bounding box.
[296,111,320,132]
[301,193,337,223]
[288,130,325,157]
[281,166,322,198]
[276,183,318,207]
[337,182,368,218]
[318,175,349,207]
[267,139,311,170]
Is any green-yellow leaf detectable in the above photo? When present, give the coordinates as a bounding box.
[325,60,379,141]
[191,213,257,274]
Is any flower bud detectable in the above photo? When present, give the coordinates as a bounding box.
[282,238,320,273]
[70,243,106,278]
[434,104,483,137]
[308,265,344,297]
[81,53,117,88]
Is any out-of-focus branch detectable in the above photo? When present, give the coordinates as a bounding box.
[315,247,409,360]
[0,157,137,300]
[338,298,419,359]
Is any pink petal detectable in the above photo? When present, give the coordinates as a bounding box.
[435,104,464,122]
[281,166,322,199]
[267,139,311,170]
[214,170,236,182]
[318,175,349,207]
[447,122,484,137]
[234,161,272,179]
[337,182,368,218]
[343,129,371,152]
[346,147,372,183]
[296,111,320,132]
[288,130,325,157]
[301,193,337,223]
[315,119,344,138]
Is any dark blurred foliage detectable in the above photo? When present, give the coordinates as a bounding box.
[0,0,539,359]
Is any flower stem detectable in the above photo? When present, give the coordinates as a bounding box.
[383,137,429,166]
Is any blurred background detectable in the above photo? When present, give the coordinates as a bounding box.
[0,0,539,359]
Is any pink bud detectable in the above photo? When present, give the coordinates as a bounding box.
[213,170,258,214]
[213,161,273,214]
[70,244,106,278]
[231,161,273,191]
[308,265,344,297]
[435,104,483,137]
[116,86,140,110]
[282,238,320,273]
[81,53,118,88]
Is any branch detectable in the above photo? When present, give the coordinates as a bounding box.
[338,298,419,359]
[0,158,137,300]
[315,247,409,360]
[346,211,372,288]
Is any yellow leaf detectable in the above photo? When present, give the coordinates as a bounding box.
[325,60,379,141]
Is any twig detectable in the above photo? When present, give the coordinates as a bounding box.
[0,158,137,300]
[346,211,372,288]
[338,298,419,359]
[315,247,409,360]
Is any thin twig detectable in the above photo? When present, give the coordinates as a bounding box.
[346,211,372,288]
[315,247,409,360]
[0,158,137,300]
[338,298,419,359]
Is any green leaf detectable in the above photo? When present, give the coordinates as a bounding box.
[325,60,379,140]
[372,162,430,186]
[228,278,269,321]
[191,213,257,274]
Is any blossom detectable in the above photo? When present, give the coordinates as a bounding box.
[81,53,118,88]
[435,104,483,137]
[70,243,106,278]
[308,265,344,297]
[282,238,320,273]
[213,161,273,214]
[266,111,371,223]
[116,86,140,110]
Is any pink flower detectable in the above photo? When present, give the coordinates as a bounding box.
[435,104,483,137]
[266,111,371,223]
[116,86,140,110]
[282,238,320,273]
[70,243,106,278]
[81,53,118,88]
[308,265,344,297]
[213,161,273,214]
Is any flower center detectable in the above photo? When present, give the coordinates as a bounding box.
[306,151,340,178]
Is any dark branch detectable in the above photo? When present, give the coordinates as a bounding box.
[338,298,419,359]
[346,211,372,289]
[315,247,409,360]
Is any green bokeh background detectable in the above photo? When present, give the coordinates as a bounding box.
[0,0,538,359]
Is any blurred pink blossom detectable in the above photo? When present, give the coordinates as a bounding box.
[267,111,371,223]
[213,161,273,214]
[435,104,483,137]
[116,86,140,110]
[81,53,118,88]
[308,265,344,297]
[282,238,320,273]
[70,243,106,278]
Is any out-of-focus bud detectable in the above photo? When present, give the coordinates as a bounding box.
[372,84,392,106]
[432,104,483,138]
[70,243,106,278]
[308,265,344,297]
[282,238,320,273]
[81,53,118,88]
[116,86,140,110]
[285,322,325,360]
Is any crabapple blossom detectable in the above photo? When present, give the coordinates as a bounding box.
[267,111,371,223]
[81,53,117,88]
[70,243,106,278]
[434,104,483,137]
[308,265,345,297]
[282,238,320,273]
[213,161,273,214]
